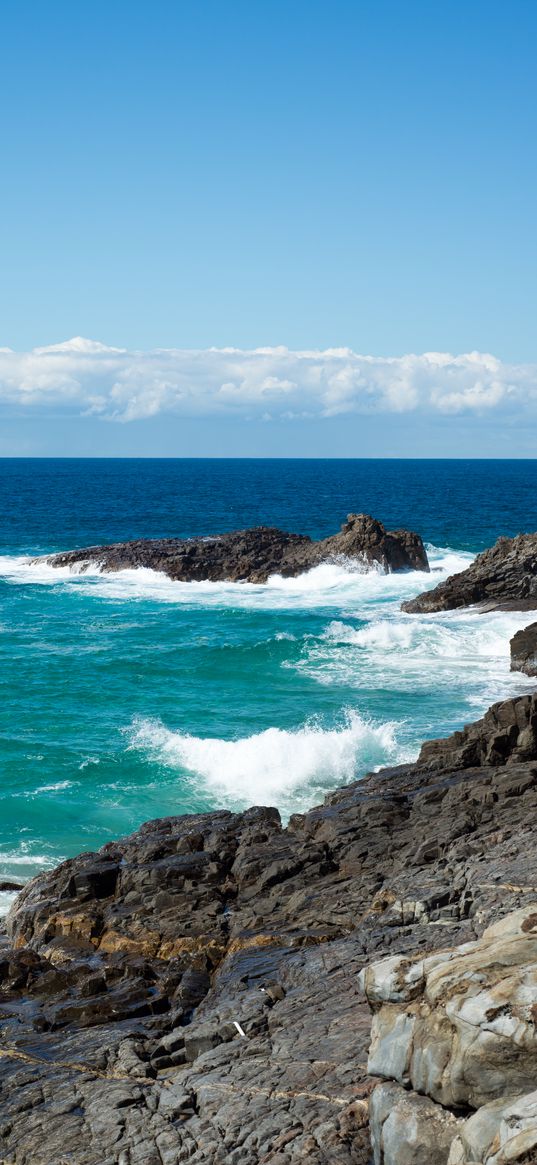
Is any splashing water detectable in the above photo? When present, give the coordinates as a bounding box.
[1,463,536,887]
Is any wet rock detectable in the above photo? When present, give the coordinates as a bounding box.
[511,621,537,677]
[402,530,537,613]
[42,513,429,583]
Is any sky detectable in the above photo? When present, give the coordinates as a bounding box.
[1,0,536,457]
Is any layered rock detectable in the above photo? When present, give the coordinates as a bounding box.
[362,904,537,1164]
[402,531,537,613]
[41,513,429,583]
[416,692,537,770]
[511,621,537,677]
[3,695,537,1162]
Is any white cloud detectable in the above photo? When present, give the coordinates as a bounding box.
[0,338,535,423]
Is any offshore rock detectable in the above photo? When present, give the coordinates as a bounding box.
[4,693,537,1161]
[42,513,430,583]
[511,621,537,677]
[402,530,537,613]
[362,905,537,1164]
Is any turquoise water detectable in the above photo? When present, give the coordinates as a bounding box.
[1,459,536,905]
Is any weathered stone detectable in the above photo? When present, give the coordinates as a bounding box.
[369,1081,462,1165]
[362,904,537,1109]
[4,696,537,1161]
[448,1089,537,1163]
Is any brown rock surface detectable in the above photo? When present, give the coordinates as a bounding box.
[41,513,429,583]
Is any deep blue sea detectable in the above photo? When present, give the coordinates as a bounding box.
[2,458,536,912]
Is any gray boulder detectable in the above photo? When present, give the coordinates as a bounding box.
[369,1082,462,1165]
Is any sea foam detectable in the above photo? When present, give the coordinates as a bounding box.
[127,710,408,815]
[0,891,18,918]
[0,544,472,612]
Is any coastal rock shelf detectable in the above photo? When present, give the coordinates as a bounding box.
[3,693,537,1163]
[402,529,537,613]
[41,513,430,582]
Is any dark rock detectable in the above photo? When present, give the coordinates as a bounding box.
[402,530,537,613]
[4,696,537,1161]
[0,881,22,892]
[511,621,537,677]
[416,692,537,769]
[41,513,429,583]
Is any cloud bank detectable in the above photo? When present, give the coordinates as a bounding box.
[0,337,534,423]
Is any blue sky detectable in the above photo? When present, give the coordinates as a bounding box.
[1,0,537,456]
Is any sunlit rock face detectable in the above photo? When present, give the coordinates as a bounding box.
[362,905,537,1165]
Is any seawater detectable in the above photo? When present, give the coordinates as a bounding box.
[2,458,537,911]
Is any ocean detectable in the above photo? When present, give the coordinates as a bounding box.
[1,458,536,914]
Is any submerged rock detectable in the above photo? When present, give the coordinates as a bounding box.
[402,530,537,613]
[3,693,537,1162]
[511,621,537,677]
[41,513,429,583]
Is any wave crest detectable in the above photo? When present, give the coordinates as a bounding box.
[127,711,407,813]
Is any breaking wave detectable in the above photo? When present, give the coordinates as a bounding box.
[0,544,472,612]
[127,710,410,815]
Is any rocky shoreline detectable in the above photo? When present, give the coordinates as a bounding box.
[3,525,537,1163]
[2,686,537,1164]
[41,513,430,582]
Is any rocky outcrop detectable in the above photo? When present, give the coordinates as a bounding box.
[511,621,537,677]
[417,692,537,769]
[362,904,537,1164]
[41,513,429,583]
[402,531,537,613]
[3,694,537,1162]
